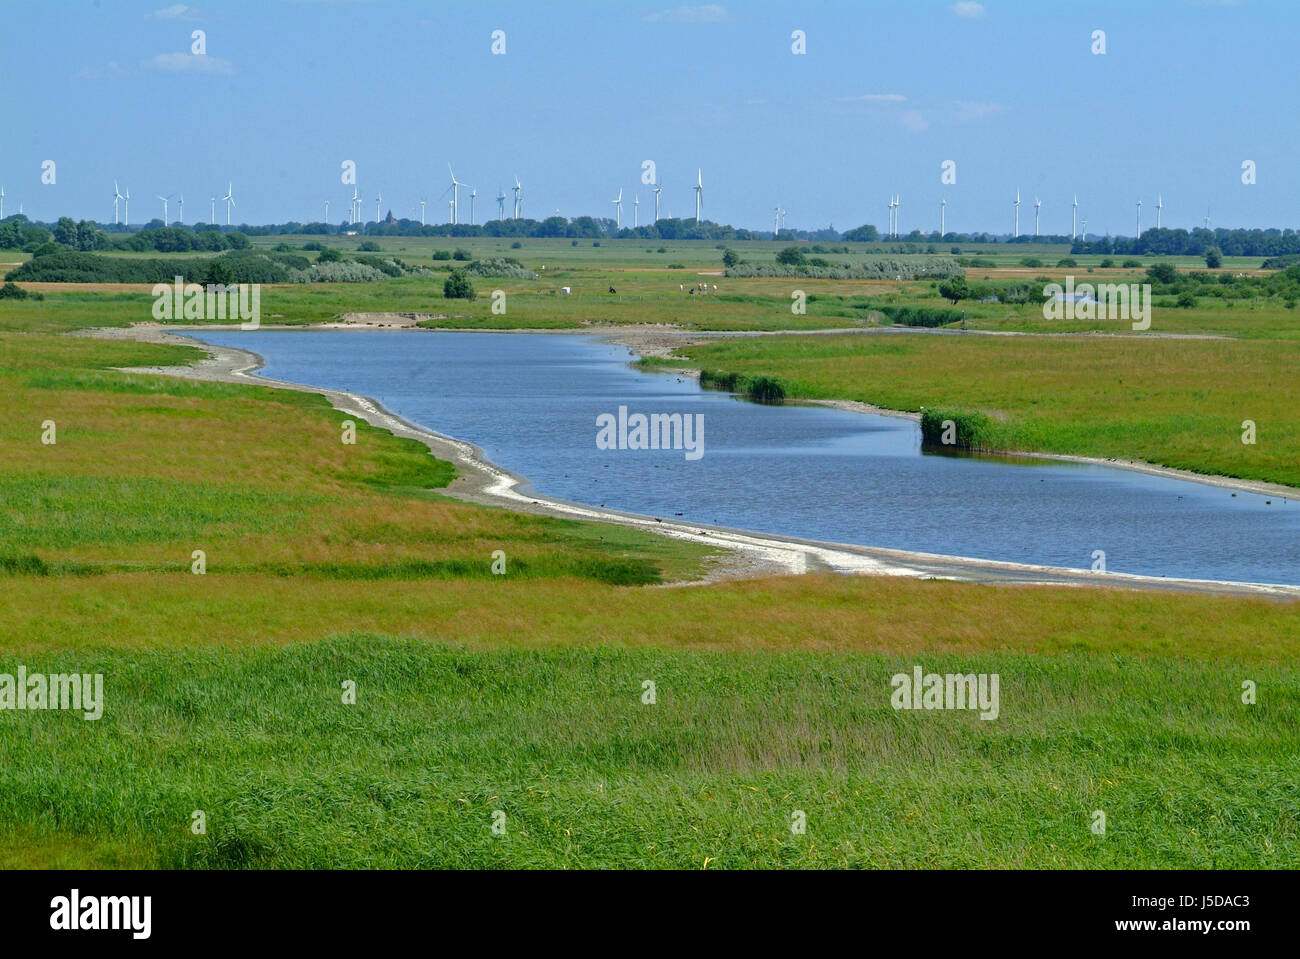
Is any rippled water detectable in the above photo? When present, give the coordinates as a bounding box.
[189,329,1300,585]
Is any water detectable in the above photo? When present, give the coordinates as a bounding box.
[189,330,1300,585]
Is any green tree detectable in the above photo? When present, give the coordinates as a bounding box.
[1146,262,1178,285]
[53,217,78,246]
[1205,246,1223,269]
[443,269,476,300]
[776,246,806,266]
[938,276,970,305]
[721,248,740,268]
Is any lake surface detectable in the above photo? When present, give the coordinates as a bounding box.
[190,330,1300,585]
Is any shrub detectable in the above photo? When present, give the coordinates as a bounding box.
[776,246,807,266]
[1100,258,1115,268]
[1205,246,1223,269]
[316,246,343,263]
[1056,258,1078,267]
[1146,262,1178,285]
[510,241,522,249]
[699,369,786,404]
[464,257,536,279]
[879,305,964,327]
[722,248,740,268]
[1122,259,1143,268]
[452,248,471,261]
[1176,291,1197,308]
[0,281,41,300]
[1019,257,1043,268]
[358,241,381,252]
[432,250,452,261]
[443,269,475,300]
[920,408,996,451]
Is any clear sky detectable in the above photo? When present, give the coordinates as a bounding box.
[3,0,1293,235]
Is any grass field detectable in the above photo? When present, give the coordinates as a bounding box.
[3,239,1297,868]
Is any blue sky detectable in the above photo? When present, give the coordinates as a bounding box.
[3,0,1293,234]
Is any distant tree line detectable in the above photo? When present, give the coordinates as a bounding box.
[1073,227,1300,258]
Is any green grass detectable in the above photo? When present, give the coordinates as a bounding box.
[646,333,1300,488]
[1,637,1295,868]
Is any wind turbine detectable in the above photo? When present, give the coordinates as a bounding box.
[1204,204,1212,231]
[448,198,454,223]
[774,206,781,236]
[113,182,124,225]
[470,189,477,225]
[157,194,172,225]
[177,195,184,224]
[222,182,234,226]
[123,186,130,227]
[1034,197,1041,237]
[209,195,216,225]
[324,200,330,223]
[1072,195,1078,240]
[1081,219,1088,242]
[375,192,382,224]
[633,193,639,228]
[0,184,5,220]
[1136,198,1142,238]
[611,188,622,229]
[1156,194,1163,229]
[512,176,522,220]
[496,187,506,221]
[895,195,901,237]
[694,169,702,224]
[652,182,662,224]
[448,165,464,225]
[351,187,360,225]
[940,197,946,237]
[420,199,426,227]
[1013,190,1021,239]
[887,196,895,238]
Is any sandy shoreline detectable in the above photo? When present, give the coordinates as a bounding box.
[78,320,1300,599]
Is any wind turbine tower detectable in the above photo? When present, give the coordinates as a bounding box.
[177,195,184,224]
[210,195,216,225]
[1072,195,1078,240]
[1136,198,1142,238]
[1034,197,1041,237]
[325,200,330,223]
[633,194,639,228]
[123,187,130,227]
[940,198,946,237]
[376,192,382,224]
[420,199,426,226]
[1156,194,1163,229]
[611,188,622,229]
[496,187,506,221]
[652,182,662,224]
[1013,190,1021,239]
[512,176,522,220]
[222,182,234,226]
[157,194,171,225]
[470,189,477,225]
[113,182,124,225]
[694,169,703,224]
